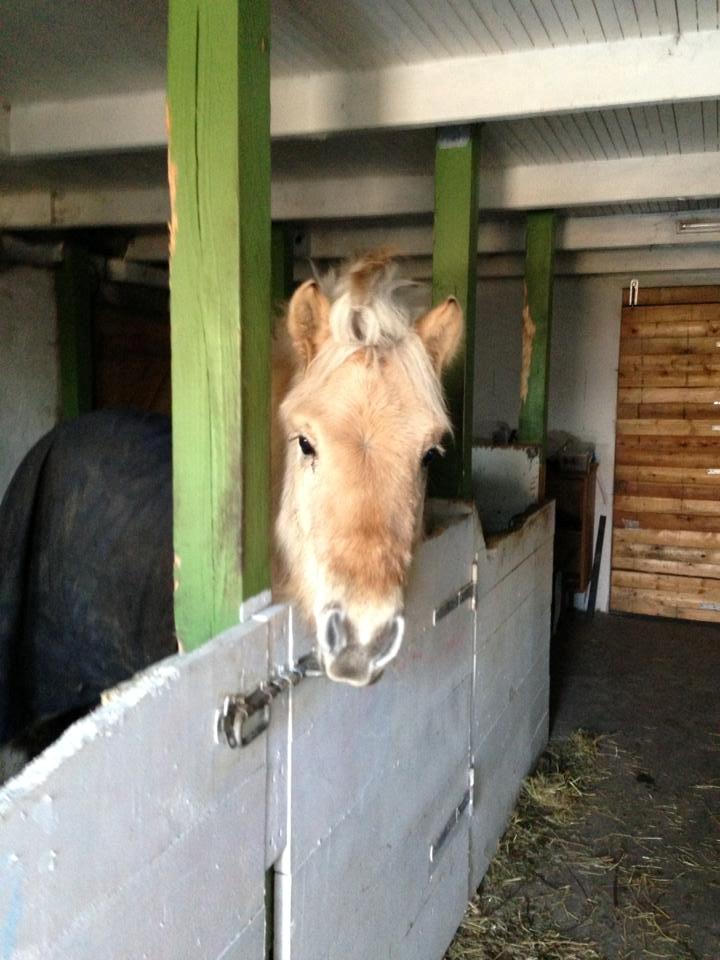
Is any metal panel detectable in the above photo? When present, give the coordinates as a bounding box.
[0,620,272,960]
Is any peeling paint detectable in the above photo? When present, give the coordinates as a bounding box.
[167,102,178,260]
[520,282,536,404]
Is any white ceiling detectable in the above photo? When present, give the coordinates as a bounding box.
[1,0,720,227]
[270,0,719,72]
[4,0,719,102]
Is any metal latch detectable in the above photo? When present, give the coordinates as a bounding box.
[217,652,323,748]
[433,560,478,625]
[628,278,639,306]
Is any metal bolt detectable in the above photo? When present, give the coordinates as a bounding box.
[217,694,245,749]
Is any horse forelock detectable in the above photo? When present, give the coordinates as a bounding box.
[293,254,450,433]
[316,251,417,350]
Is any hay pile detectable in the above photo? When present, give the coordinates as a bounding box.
[446,730,718,960]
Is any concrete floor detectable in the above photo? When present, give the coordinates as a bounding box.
[549,611,720,958]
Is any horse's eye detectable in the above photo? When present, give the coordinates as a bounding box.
[421,446,441,467]
[298,435,316,458]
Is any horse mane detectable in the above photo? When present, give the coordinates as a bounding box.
[317,249,418,348]
[302,251,452,432]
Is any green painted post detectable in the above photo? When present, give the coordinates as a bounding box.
[271,223,295,309]
[167,0,271,650]
[431,125,481,500]
[517,211,556,456]
[55,246,94,420]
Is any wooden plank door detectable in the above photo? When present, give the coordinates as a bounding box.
[611,285,720,622]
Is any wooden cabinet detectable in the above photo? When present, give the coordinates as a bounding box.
[546,461,598,593]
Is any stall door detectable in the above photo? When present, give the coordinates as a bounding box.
[612,286,720,623]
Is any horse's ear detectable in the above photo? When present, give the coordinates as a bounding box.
[286,280,331,366]
[415,297,464,374]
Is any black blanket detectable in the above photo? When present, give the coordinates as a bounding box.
[0,411,176,748]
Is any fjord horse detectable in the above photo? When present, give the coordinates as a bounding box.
[0,252,462,771]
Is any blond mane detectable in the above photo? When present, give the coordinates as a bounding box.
[303,252,452,434]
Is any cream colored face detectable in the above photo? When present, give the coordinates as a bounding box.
[275,272,463,686]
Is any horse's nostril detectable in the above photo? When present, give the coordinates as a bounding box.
[370,614,405,671]
[318,610,404,686]
[323,608,347,654]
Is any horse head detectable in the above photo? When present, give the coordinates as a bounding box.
[275,252,463,686]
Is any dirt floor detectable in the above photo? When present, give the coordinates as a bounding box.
[447,610,720,960]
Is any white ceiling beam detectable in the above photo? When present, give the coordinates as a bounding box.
[297,248,720,281]
[306,213,720,259]
[272,30,720,136]
[485,152,720,210]
[272,152,720,218]
[2,153,719,228]
[5,30,720,156]
[0,187,168,228]
[121,213,720,264]
[8,91,166,157]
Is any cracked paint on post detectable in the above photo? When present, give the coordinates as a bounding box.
[517,212,556,450]
[519,283,535,404]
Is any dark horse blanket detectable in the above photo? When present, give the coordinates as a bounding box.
[0,411,176,761]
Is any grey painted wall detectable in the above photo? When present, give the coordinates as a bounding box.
[474,268,720,612]
[0,265,59,498]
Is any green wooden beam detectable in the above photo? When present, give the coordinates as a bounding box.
[271,223,295,309]
[55,246,94,420]
[431,125,481,500]
[167,0,271,650]
[517,211,556,452]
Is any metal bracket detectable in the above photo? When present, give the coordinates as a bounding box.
[217,651,322,749]
[429,788,470,868]
[433,560,478,625]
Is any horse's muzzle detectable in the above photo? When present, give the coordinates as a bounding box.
[318,607,405,687]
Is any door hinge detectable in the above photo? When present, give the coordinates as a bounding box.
[429,788,471,869]
[433,560,478,625]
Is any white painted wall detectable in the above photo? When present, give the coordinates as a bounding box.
[474,267,720,612]
[0,265,59,498]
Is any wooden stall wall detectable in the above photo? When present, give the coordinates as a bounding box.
[0,621,275,959]
[471,504,553,888]
[94,287,171,416]
[284,510,476,960]
[612,286,720,622]
[0,503,553,960]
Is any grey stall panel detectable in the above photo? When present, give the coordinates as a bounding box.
[0,619,273,960]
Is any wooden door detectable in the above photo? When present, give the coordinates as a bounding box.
[611,285,720,622]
